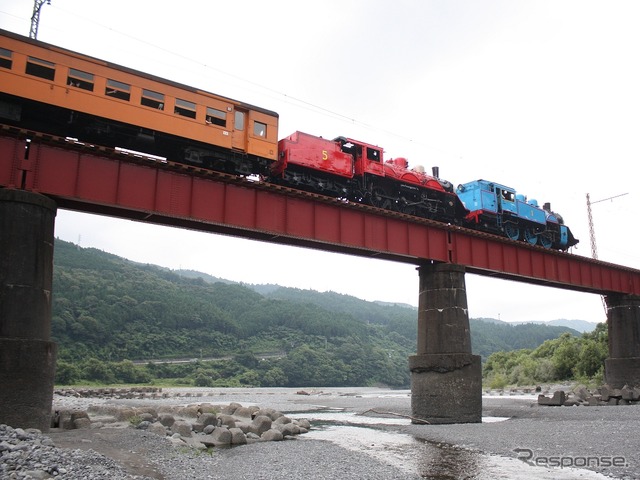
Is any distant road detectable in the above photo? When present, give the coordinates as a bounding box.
[131,352,285,365]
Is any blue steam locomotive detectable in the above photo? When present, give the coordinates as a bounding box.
[456,179,577,250]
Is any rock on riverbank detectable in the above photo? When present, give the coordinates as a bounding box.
[53,399,311,449]
[2,389,314,480]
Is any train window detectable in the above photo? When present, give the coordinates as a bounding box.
[234,111,245,131]
[105,79,131,101]
[254,121,267,137]
[67,68,94,91]
[141,89,164,110]
[367,147,380,162]
[501,190,515,202]
[175,98,196,119]
[26,56,55,80]
[206,107,226,127]
[0,48,12,69]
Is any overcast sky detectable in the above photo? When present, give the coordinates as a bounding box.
[1,0,638,323]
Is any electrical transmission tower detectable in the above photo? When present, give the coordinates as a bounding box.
[30,0,51,39]
[586,192,628,316]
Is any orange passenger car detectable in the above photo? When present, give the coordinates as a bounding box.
[0,29,279,174]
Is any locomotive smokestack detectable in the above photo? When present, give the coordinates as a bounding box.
[432,166,440,179]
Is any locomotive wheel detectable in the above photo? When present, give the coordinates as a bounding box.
[370,186,389,209]
[402,203,417,216]
[523,229,538,245]
[504,223,520,241]
[539,233,553,249]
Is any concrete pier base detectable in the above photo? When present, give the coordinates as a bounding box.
[0,189,57,431]
[409,353,482,424]
[410,263,482,424]
[605,294,640,388]
[0,338,57,430]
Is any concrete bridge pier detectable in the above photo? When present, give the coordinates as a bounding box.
[0,189,57,431]
[409,263,482,424]
[605,294,640,388]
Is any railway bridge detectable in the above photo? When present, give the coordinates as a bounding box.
[1,129,640,430]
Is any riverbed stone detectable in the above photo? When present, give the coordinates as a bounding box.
[158,414,175,427]
[171,420,192,437]
[203,424,215,434]
[149,421,167,436]
[261,429,284,441]
[233,406,258,419]
[252,415,272,435]
[209,426,232,445]
[218,414,236,428]
[538,390,566,406]
[197,413,218,427]
[220,402,242,415]
[229,427,247,445]
[295,418,312,430]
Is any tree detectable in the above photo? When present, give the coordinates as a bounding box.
[551,333,580,379]
[55,361,80,385]
[81,358,115,383]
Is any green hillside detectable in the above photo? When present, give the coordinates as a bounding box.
[51,238,583,387]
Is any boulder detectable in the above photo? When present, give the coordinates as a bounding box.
[220,402,242,415]
[274,422,300,437]
[538,391,566,406]
[621,385,639,401]
[56,409,90,430]
[171,420,192,437]
[574,386,590,401]
[176,406,200,418]
[73,417,92,429]
[252,415,272,435]
[138,413,155,423]
[207,427,232,446]
[234,421,252,434]
[233,406,258,419]
[295,418,312,430]
[158,414,175,427]
[148,422,167,437]
[218,414,236,428]
[229,427,247,445]
[261,429,284,441]
[599,384,622,401]
[253,408,278,421]
[135,421,152,430]
[586,395,603,406]
[114,408,137,422]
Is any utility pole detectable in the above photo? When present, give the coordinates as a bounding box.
[586,192,628,315]
[30,0,51,39]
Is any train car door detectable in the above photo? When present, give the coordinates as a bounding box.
[231,108,248,152]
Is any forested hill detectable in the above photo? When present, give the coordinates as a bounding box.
[51,238,579,378]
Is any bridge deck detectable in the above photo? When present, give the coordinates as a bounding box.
[1,129,638,296]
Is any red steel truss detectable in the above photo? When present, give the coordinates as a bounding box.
[1,133,639,296]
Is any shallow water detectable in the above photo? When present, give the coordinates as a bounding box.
[292,410,610,479]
